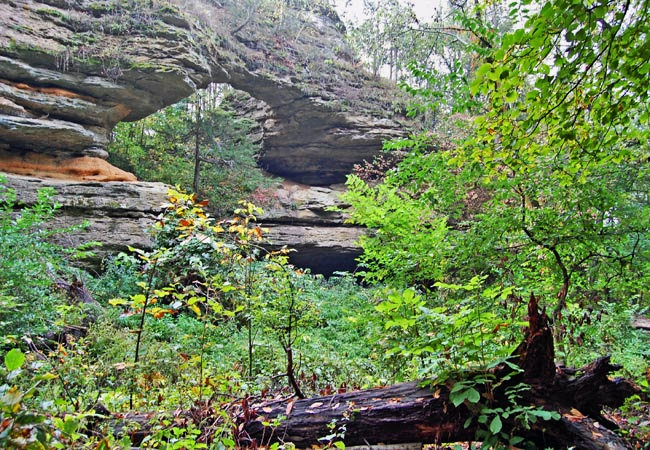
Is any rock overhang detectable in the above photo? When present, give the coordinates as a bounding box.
[0,0,408,184]
[0,0,409,272]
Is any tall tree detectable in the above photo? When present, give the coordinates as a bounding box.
[342,0,649,368]
[346,0,513,123]
[109,85,270,217]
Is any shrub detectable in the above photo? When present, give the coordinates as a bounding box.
[0,177,70,338]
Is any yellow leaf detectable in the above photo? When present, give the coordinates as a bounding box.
[189,304,202,317]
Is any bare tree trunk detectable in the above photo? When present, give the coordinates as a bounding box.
[193,99,202,194]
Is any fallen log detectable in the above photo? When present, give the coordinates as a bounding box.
[239,380,472,448]
[236,363,635,449]
[235,294,639,449]
[107,295,638,448]
[632,316,650,331]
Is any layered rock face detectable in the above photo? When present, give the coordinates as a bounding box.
[259,180,364,275]
[0,0,406,182]
[0,0,406,272]
[4,172,168,267]
[0,0,215,180]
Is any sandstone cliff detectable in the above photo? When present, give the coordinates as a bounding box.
[4,172,168,266]
[1,0,406,183]
[0,0,407,272]
[259,180,364,275]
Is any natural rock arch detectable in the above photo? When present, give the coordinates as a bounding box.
[0,0,406,185]
[0,0,407,272]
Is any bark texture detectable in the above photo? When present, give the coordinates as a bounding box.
[234,295,638,449]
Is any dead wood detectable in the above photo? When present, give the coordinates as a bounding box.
[632,316,650,331]
[54,275,99,306]
[234,294,638,449]
[107,294,639,449]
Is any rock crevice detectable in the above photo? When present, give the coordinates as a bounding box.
[259,180,363,275]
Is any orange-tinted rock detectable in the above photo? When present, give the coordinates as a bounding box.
[0,0,407,274]
[0,151,136,182]
[0,0,407,185]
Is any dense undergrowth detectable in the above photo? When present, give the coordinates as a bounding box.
[1,176,648,448]
[2,0,650,446]
[0,182,389,448]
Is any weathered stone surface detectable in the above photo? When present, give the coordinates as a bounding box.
[259,180,364,275]
[0,0,407,272]
[264,224,363,276]
[226,88,405,185]
[0,150,136,181]
[0,0,215,171]
[0,78,131,126]
[260,180,348,225]
[0,0,407,184]
[4,173,168,265]
[0,96,35,117]
[0,114,108,151]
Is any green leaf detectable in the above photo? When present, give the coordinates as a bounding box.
[450,382,467,393]
[34,373,58,381]
[466,388,480,403]
[450,391,466,407]
[489,415,502,434]
[505,90,518,103]
[5,348,25,371]
[62,415,79,434]
[109,298,127,306]
[476,63,493,77]
[15,412,46,425]
[531,409,558,421]
[510,435,525,445]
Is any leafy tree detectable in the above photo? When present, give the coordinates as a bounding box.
[0,177,85,338]
[464,0,650,315]
[343,0,649,371]
[345,0,513,123]
[469,0,649,176]
[109,85,273,217]
[345,0,420,80]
